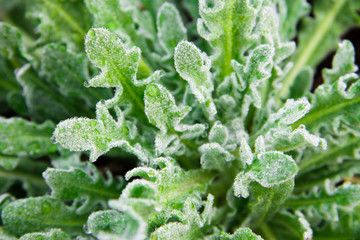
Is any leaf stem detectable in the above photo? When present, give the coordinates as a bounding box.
[277,0,346,100]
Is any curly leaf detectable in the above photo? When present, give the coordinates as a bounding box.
[322,40,358,84]
[175,40,216,118]
[44,165,125,213]
[53,101,147,162]
[285,182,360,221]
[272,211,313,240]
[145,83,191,155]
[233,151,298,198]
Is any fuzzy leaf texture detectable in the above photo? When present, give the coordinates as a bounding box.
[0,1,360,240]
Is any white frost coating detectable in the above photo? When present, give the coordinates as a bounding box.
[269,98,311,125]
[209,121,228,146]
[199,143,233,169]
[239,138,253,165]
[295,211,313,240]
[125,167,159,182]
[174,40,217,119]
[85,28,141,88]
[157,3,187,55]
[274,125,327,150]
[255,136,265,153]
[233,151,298,198]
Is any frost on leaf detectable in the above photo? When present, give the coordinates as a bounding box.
[44,164,124,213]
[145,83,196,155]
[0,117,56,157]
[87,209,146,240]
[85,28,161,112]
[19,229,71,240]
[286,182,360,221]
[2,197,87,237]
[175,40,216,119]
[157,3,187,56]
[53,101,147,162]
[234,151,298,198]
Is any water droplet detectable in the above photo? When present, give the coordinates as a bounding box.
[88,29,95,37]
[146,84,160,97]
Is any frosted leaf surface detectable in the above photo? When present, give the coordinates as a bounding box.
[209,121,228,146]
[19,229,71,240]
[53,101,146,162]
[145,83,191,155]
[175,40,216,119]
[145,84,190,133]
[2,197,87,236]
[269,97,310,125]
[323,40,358,84]
[233,151,298,198]
[199,143,233,170]
[0,117,56,157]
[157,3,187,56]
[87,209,146,240]
[286,182,360,221]
[197,0,263,79]
[85,28,140,88]
[216,227,264,240]
[44,165,124,213]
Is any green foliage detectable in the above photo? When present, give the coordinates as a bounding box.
[1,0,360,239]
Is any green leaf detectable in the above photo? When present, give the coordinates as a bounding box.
[218,227,264,240]
[298,133,360,174]
[0,117,56,157]
[16,64,83,122]
[87,209,146,240]
[197,0,263,80]
[28,0,92,48]
[175,40,216,118]
[19,229,71,240]
[272,211,313,240]
[199,143,233,170]
[322,40,358,84]
[225,44,274,118]
[53,101,147,162]
[278,0,360,99]
[85,28,160,113]
[145,83,191,155]
[0,158,49,196]
[0,22,26,66]
[2,196,88,237]
[233,151,298,198]
[157,3,187,56]
[277,0,311,41]
[44,165,125,213]
[40,43,111,107]
[285,182,360,221]
[292,75,360,134]
[0,227,17,240]
[243,180,295,228]
[0,154,19,170]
